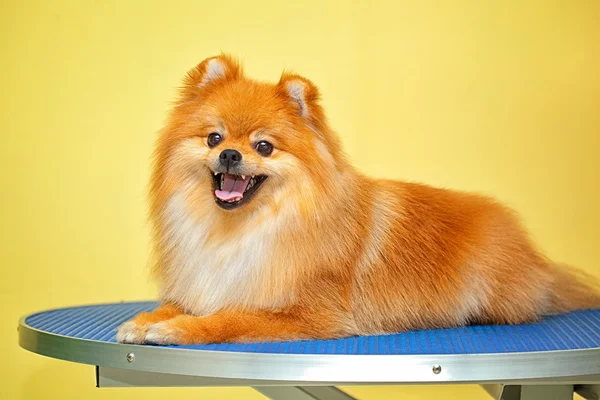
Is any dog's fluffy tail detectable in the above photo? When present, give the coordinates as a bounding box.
[546,263,600,314]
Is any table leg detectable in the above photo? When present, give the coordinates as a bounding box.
[576,384,600,400]
[482,384,574,400]
[253,386,356,400]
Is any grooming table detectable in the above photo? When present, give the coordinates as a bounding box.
[18,302,600,400]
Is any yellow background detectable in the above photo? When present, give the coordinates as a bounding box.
[2,0,599,399]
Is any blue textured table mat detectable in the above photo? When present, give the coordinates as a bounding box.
[25,302,600,355]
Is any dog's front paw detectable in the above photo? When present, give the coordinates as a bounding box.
[145,315,210,345]
[116,320,149,344]
[145,320,188,345]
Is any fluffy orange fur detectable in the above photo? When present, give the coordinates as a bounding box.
[116,55,600,345]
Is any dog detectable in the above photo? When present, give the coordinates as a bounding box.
[116,55,599,345]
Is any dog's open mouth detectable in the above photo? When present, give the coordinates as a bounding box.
[212,172,267,210]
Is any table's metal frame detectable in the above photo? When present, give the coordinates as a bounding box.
[19,315,600,400]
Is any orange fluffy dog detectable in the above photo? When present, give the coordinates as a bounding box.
[117,55,599,345]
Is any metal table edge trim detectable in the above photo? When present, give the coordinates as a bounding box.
[18,314,600,384]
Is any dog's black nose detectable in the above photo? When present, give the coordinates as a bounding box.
[219,149,242,169]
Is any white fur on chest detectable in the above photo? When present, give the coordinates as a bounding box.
[159,192,288,315]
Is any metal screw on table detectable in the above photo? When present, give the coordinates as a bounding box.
[126,353,135,363]
[432,365,442,374]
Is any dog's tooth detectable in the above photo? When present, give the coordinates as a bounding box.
[214,172,218,176]
[241,175,246,180]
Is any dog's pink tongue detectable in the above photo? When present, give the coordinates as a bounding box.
[215,174,250,201]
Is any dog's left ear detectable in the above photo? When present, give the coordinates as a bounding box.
[277,73,321,119]
[179,54,243,101]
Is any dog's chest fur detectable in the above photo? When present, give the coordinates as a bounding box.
[158,192,291,315]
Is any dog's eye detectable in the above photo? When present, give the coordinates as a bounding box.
[207,133,222,148]
[255,141,273,157]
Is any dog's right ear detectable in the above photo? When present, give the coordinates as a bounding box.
[277,73,321,119]
[180,54,243,99]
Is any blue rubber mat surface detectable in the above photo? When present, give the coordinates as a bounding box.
[25,302,600,355]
